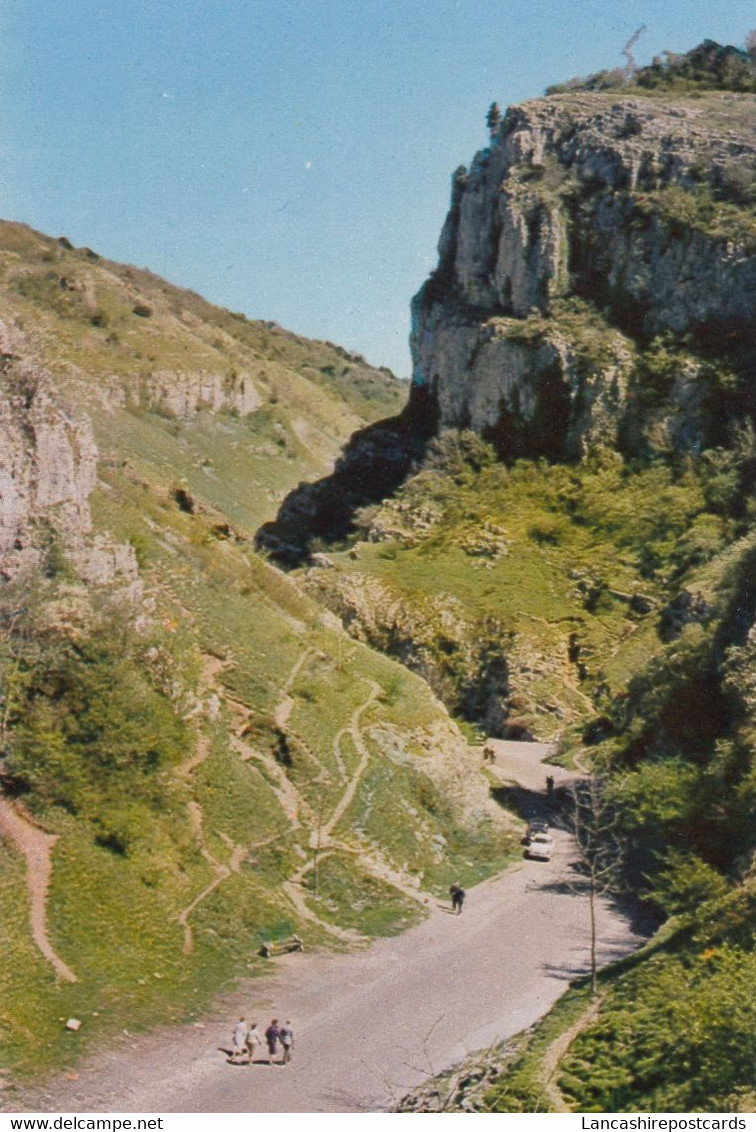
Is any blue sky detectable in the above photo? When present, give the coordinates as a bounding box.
[2,1,754,376]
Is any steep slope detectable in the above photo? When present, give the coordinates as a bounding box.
[0,221,405,537]
[0,225,516,1084]
[259,42,756,1112]
[409,84,755,459]
[261,45,756,739]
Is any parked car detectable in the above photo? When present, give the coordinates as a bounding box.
[525,832,553,861]
[527,818,550,839]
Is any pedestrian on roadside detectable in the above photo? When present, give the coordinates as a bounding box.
[279,1020,294,1064]
[265,1018,280,1064]
[231,1017,249,1063]
[246,1021,262,1063]
[449,883,466,915]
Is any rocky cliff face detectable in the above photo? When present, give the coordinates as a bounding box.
[0,310,138,593]
[410,89,756,459]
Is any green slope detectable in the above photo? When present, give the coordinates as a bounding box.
[0,223,516,1084]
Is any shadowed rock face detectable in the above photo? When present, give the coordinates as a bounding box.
[255,386,438,566]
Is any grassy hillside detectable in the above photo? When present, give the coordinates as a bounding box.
[345,439,753,1113]
[432,877,755,1113]
[294,425,756,1111]
[0,220,405,531]
[0,224,517,1085]
[300,425,749,737]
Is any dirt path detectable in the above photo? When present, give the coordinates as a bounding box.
[176,654,247,954]
[274,648,313,730]
[321,679,380,838]
[539,994,604,1112]
[22,741,645,1114]
[178,803,238,956]
[0,797,77,984]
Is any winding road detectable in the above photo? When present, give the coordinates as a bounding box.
[25,742,645,1114]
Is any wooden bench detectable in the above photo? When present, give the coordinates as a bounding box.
[259,934,304,958]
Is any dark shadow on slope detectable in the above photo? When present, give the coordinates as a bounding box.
[255,385,439,567]
[489,782,573,832]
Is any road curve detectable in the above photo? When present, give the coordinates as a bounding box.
[26,743,644,1114]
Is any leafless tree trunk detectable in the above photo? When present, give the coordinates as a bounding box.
[568,777,624,996]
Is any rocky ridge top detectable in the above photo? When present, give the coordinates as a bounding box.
[410,86,756,460]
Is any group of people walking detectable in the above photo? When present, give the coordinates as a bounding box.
[228,878,468,1069]
[230,1017,294,1065]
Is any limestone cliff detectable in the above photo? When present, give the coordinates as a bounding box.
[0,309,139,593]
[410,84,756,460]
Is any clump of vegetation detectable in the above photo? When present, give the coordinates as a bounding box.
[1,591,190,847]
[481,889,756,1113]
[633,186,756,253]
[558,938,756,1111]
[547,37,756,96]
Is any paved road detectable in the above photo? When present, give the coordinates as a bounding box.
[27,743,644,1114]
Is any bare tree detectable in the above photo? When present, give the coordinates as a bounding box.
[621,25,647,78]
[568,778,625,996]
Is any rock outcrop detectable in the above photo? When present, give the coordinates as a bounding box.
[0,312,138,594]
[410,89,756,459]
[140,368,262,419]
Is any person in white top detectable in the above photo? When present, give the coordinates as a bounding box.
[246,1021,262,1063]
[231,1017,250,1063]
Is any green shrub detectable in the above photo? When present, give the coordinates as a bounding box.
[4,603,189,829]
[646,848,730,916]
[559,946,756,1111]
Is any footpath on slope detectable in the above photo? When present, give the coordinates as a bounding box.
[16,741,646,1115]
[0,797,77,984]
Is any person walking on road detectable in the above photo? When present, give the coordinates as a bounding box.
[279,1020,294,1064]
[230,1017,249,1063]
[449,883,466,914]
[265,1019,280,1064]
[246,1022,262,1063]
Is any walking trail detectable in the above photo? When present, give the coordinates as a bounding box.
[0,797,77,984]
[23,741,645,1114]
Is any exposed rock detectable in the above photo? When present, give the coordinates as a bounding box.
[410,92,756,459]
[140,368,262,419]
[304,569,513,736]
[659,587,715,641]
[0,330,96,578]
[0,311,139,597]
[261,83,756,570]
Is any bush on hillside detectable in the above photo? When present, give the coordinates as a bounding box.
[2,597,189,845]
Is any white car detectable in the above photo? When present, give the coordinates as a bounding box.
[526,832,553,861]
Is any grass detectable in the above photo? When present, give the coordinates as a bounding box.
[309,449,699,739]
[0,220,506,1088]
[0,220,405,429]
[480,893,756,1113]
[2,397,515,1086]
[302,854,425,937]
